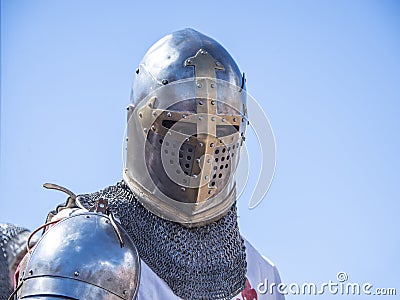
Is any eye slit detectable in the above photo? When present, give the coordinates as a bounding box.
[162,120,177,129]
[216,125,239,137]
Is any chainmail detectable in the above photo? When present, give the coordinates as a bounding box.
[75,181,247,300]
[0,223,30,300]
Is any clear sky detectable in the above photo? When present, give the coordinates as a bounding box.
[1,0,399,299]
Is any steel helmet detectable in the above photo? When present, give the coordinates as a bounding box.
[123,28,247,226]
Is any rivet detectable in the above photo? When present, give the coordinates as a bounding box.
[207,158,211,163]
[105,220,110,224]
[210,83,215,88]
[74,271,80,277]
[200,50,207,55]
[28,269,33,276]
[182,114,187,119]
[198,116,203,120]
[135,68,139,74]
[196,158,201,163]
[167,112,172,117]
[211,117,215,121]
[199,100,204,105]
[186,59,192,64]
[197,82,202,88]
[162,79,168,85]
[138,112,143,118]
[143,128,148,133]
[222,118,226,122]
[181,187,186,192]
[208,190,213,194]
[185,137,189,142]
[233,117,237,122]
[211,100,215,105]
[210,143,214,147]
[205,175,209,180]
[152,111,157,117]
[151,125,156,131]
[199,142,204,147]
[193,174,198,179]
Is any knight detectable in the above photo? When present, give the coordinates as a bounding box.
[8,28,284,300]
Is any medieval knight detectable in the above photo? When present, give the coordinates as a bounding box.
[2,28,284,300]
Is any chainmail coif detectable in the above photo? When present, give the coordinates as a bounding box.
[76,181,247,300]
[0,223,30,300]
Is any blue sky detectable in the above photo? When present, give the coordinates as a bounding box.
[1,0,399,298]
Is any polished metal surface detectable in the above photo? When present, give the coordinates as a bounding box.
[18,212,140,300]
[124,28,248,226]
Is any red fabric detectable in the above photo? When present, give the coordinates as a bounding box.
[237,278,258,300]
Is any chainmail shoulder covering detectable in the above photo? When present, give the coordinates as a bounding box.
[0,223,30,300]
[76,181,247,300]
